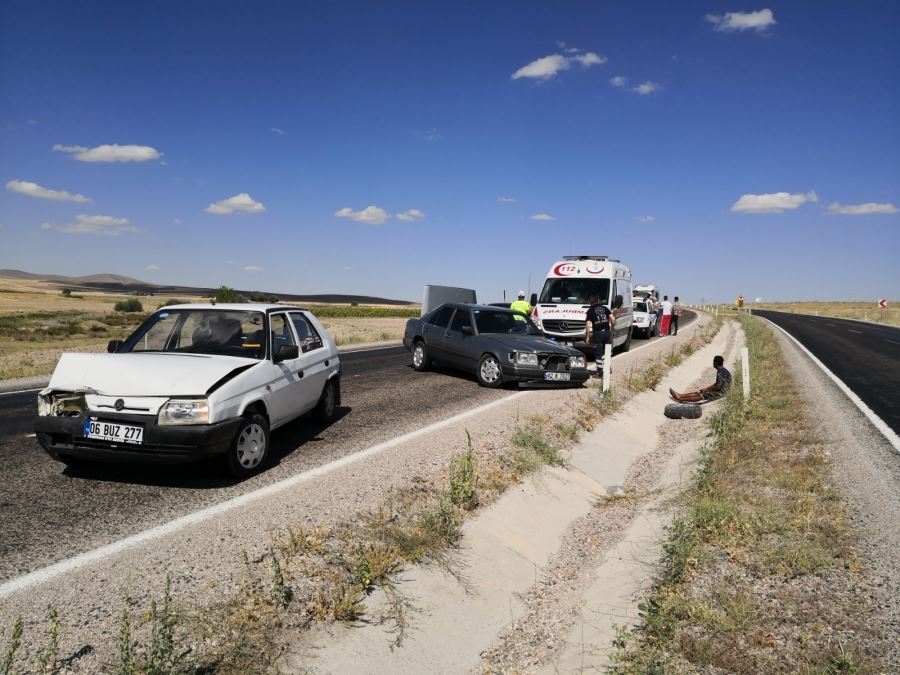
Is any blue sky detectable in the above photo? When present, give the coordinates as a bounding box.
[1,1,898,304]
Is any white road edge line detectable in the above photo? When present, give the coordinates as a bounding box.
[760,317,900,454]
[0,390,528,599]
[887,340,899,346]
[848,329,862,334]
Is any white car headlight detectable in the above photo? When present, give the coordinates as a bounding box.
[37,393,52,416]
[158,399,210,425]
[514,352,539,366]
[568,355,586,368]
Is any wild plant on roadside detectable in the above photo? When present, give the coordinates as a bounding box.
[35,607,60,674]
[1,616,23,675]
[269,548,291,609]
[116,603,136,675]
[448,431,479,511]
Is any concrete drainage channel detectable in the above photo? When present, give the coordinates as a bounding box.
[280,320,744,673]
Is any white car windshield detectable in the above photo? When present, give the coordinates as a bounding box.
[121,309,268,359]
[633,301,648,312]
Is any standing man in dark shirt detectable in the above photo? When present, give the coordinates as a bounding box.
[669,355,732,401]
[671,296,682,335]
[585,295,617,379]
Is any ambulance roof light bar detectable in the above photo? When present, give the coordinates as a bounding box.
[561,255,621,262]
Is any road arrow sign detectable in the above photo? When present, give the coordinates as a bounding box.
[878,299,888,308]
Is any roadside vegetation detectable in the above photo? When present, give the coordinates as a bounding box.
[609,313,886,673]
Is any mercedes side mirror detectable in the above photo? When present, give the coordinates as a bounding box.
[461,325,474,336]
[107,340,123,353]
[530,293,538,307]
[613,294,624,309]
[274,344,299,363]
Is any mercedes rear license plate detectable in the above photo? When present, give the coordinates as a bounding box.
[544,372,571,381]
[83,419,144,445]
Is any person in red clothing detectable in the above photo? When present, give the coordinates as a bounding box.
[659,295,673,336]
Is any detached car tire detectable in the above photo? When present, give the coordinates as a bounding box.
[314,378,338,423]
[664,403,702,419]
[226,413,270,478]
[477,354,503,388]
[412,341,431,372]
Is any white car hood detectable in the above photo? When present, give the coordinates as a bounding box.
[46,352,257,396]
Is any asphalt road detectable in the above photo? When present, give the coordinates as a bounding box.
[754,311,900,435]
[0,316,692,582]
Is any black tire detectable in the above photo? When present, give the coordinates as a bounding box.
[314,378,338,423]
[412,340,431,372]
[226,413,270,478]
[476,354,503,388]
[664,403,702,419]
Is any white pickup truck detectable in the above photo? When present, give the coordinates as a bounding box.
[34,303,341,478]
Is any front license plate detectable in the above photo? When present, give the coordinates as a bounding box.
[82,419,144,445]
[544,372,571,382]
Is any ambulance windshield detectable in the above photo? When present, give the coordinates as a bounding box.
[538,278,611,305]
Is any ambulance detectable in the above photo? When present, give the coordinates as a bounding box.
[530,256,634,353]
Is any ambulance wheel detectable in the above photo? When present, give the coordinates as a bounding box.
[664,403,702,420]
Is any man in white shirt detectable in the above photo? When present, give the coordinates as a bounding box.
[660,295,673,336]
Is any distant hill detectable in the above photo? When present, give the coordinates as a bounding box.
[0,269,416,306]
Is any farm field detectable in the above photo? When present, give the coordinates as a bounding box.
[0,283,414,379]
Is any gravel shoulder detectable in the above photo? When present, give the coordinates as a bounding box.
[768,319,900,663]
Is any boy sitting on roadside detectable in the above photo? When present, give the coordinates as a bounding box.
[670,355,732,402]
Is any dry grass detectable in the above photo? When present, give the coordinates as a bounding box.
[744,300,899,326]
[610,313,885,673]
[0,285,407,379]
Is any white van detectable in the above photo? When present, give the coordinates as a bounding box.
[530,256,634,353]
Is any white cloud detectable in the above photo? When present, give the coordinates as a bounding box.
[530,213,556,221]
[426,128,443,141]
[511,51,606,80]
[826,202,898,216]
[334,205,391,225]
[27,119,38,125]
[706,9,775,33]
[270,127,286,135]
[396,208,425,221]
[633,81,660,95]
[610,76,628,88]
[6,179,91,203]
[244,265,264,272]
[40,214,140,236]
[731,191,818,214]
[52,143,162,163]
[497,196,516,203]
[173,218,182,224]
[572,52,604,67]
[145,264,160,271]
[636,215,655,222]
[206,193,265,215]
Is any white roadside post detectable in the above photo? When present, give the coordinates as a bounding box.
[603,343,612,392]
[741,347,751,399]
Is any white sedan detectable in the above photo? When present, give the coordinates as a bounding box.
[631,299,659,339]
[34,304,341,478]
